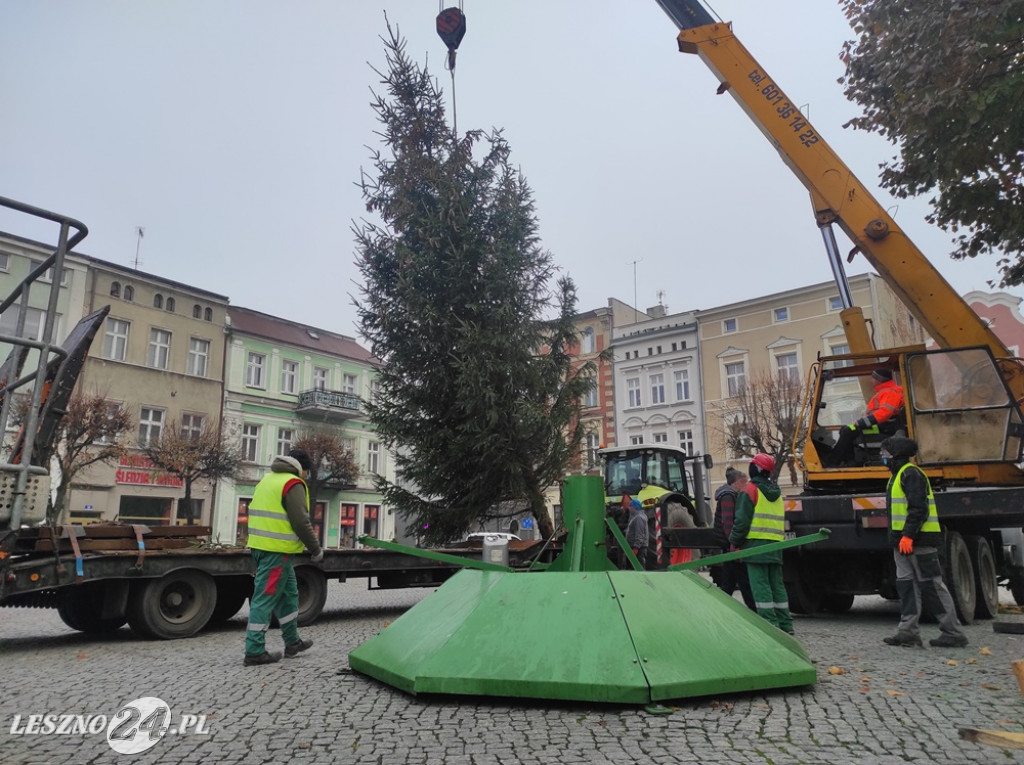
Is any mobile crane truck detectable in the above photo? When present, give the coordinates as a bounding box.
[655,0,1024,622]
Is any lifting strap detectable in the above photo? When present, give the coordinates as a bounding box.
[62,524,84,582]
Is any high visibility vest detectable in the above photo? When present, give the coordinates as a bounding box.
[747,488,785,542]
[247,472,308,553]
[888,463,940,533]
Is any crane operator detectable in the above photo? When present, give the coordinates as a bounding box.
[826,368,904,467]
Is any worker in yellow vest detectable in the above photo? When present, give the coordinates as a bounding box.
[730,453,793,634]
[881,437,968,649]
[244,449,324,666]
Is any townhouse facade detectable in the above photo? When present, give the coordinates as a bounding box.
[212,307,394,548]
[66,257,231,526]
[611,304,704,457]
[571,298,643,468]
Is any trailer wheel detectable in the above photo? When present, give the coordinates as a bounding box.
[127,570,216,639]
[944,531,976,626]
[295,565,327,626]
[209,578,253,624]
[56,583,127,634]
[966,535,999,620]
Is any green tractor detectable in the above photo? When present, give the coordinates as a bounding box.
[599,444,715,569]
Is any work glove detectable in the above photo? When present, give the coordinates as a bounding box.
[898,536,914,555]
[310,549,324,564]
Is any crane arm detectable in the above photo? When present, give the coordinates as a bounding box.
[653,2,1014,367]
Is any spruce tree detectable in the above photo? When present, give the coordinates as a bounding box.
[355,26,592,544]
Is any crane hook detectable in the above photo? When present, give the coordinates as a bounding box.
[436,5,466,71]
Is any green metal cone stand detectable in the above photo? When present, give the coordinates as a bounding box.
[348,475,818,704]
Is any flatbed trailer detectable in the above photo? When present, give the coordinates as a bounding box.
[0,524,547,639]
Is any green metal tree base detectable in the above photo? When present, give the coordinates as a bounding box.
[348,567,816,704]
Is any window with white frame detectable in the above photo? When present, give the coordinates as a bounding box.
[580,327,595,354]
[148,329,171,369]
[678,429,694,455]
[725,360,747,397]
[277,428,294,456]
[0,305,47,342]
[627,377,642,407]
[653,432,668,443]
[180,413,204,441]
[315,367,330,391]
[725,413,756,460]
[369,378,380,399]
[650,374,665,405]
[827,341,855,368]
[103,318,129,361]
[341,437,356,457]
[342,372,357,394]
[94,401,124,445]
[776,352,800,383]
[828,296,844,312]
[246,352,266,388]
[674,369,690,401]
[629,435,644,445]
[32,260,69,285]
[0,253,8,271]
[187,338,209,377]
[241,424,260,462]
[583,377,598,408]
[773,306,789,323]
[723,318,737,333]
[584,432,600,468]
[138,407,164,447]
[367,441,380,474]
[280,360,298,394]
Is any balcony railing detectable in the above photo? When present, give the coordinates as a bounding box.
[296,389,362,421]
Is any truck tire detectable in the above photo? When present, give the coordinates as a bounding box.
[943,531,976,626]
[127,570,217,639]
[821,592,855,613]
[966,535,999,620]
[786,574,823,615]
[56,583,127,634]
[209,578,253,624]
[295,566,327,626]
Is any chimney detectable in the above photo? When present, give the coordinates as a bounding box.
[646,305,666,319]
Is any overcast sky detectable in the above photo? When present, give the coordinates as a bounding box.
[1,1,1017,339]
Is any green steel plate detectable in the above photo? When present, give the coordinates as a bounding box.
[608,571,816,700]
[349,568,651,703]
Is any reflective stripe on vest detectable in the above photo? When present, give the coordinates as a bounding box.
[747,489,785,542]
[247,471,308,553]
[888,463,940,533]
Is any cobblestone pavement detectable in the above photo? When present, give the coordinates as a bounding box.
[2,577,1024,765]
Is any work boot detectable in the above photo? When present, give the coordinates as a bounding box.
[285,638,313,658]
[929,634,969,648]
[243,651,282,666]
[883,631,923,647]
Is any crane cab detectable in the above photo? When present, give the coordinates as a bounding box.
[802,345,1024,489]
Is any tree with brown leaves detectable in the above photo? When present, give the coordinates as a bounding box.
[46,392,133,523]
[715,369,806,483]
[292,428,360,509]
[143,419,243,524]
